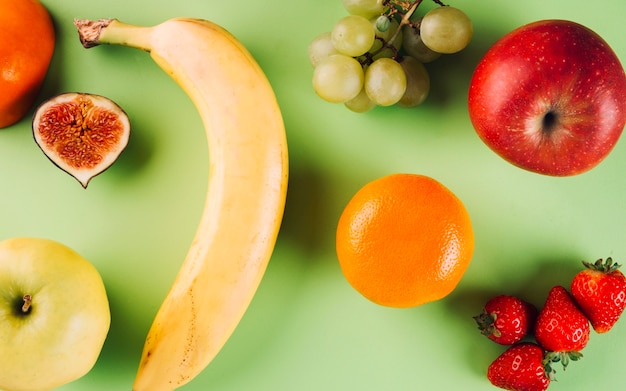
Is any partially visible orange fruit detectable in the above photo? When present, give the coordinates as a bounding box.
[336,173,474,308]
[0,0,55,128]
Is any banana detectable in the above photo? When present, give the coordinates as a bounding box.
[74,18,288,391]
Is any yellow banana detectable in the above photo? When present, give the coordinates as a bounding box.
[74,18,288,391]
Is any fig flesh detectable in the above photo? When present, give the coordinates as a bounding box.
[32,92,130,188]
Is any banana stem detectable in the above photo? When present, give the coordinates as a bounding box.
[74,19,153,52]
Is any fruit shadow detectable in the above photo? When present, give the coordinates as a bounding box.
[278,156,342,261]
[421,23,512,108]
[90,287,148,382]
[110,114,155,178]
[29,15,64,122]
[443,256,582,376]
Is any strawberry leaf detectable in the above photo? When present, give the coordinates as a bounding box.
[473,311,500,337]
[543,350,583,371]
[582,257,622,273]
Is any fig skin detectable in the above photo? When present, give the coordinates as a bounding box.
[32,92,131,188]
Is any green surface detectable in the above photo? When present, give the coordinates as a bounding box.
[2,0,626,390]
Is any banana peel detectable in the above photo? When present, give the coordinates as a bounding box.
[74,17,288,391]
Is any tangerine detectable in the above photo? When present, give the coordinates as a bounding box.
[336,173,474,308]
[0,0,55,128]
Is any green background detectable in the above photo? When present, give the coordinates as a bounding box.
[2,0,626,389]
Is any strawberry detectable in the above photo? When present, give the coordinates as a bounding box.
[534,285,590,370]
[474,295,538,345]
[570,257,626,333]
[487,342,551,391]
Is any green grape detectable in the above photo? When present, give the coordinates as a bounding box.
[370,47,396,61]
[342,0,388,19]
[375,15,390,33]
[401,23,441,63]
[312,54,364,103]
[308,32,340,67]
[364,58,407,106]
[420,6,473,54]
[371,17,402,47]
[397,56,430,108]
[345,88,377,113]
[368,17,402,60]
[332,15,376,57]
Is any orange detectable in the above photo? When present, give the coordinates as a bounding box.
[336,173,474,308]
[0,0,55,128]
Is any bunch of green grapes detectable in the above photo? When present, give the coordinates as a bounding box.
[308,0,473,113]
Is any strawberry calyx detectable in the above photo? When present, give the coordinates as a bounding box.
[542,350,583,374]
[582,257,621,273]
[473,311,501,338]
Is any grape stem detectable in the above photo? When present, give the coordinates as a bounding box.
[371,0,447,62]
[384,1,421,60]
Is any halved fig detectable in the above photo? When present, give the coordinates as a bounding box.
[32,92,130,188]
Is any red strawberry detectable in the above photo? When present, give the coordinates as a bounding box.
[534,285,590,369]
[571,257,626,333]
[474,295,538,345]
[487,342,551,391]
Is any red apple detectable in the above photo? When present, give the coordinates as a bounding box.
[468,19,626,176]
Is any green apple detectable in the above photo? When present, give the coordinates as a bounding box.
[0,237,110,391]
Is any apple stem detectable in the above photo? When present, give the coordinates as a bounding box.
[22,294,32,313]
